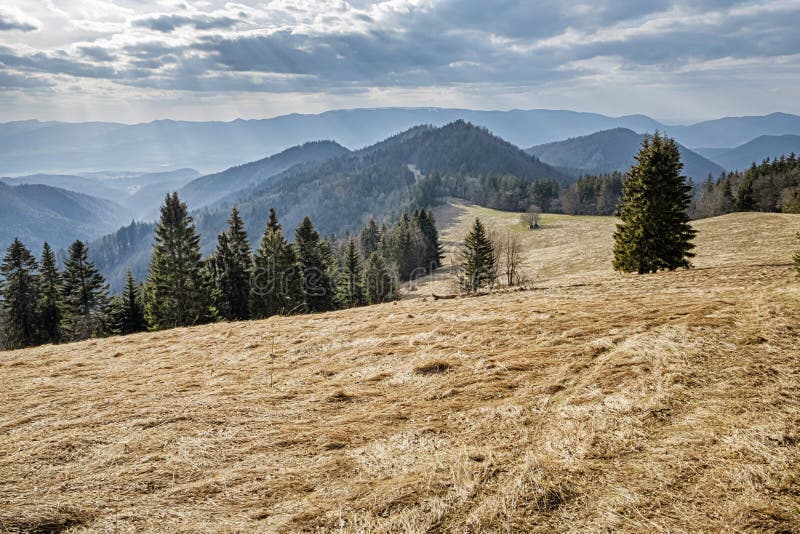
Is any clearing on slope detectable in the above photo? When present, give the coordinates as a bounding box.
[1,207,799,532]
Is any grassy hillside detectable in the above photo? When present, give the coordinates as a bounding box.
[1,206,799,532]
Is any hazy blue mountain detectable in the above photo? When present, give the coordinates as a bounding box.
[0,182,133,254]
[527,128,725,181]
[179,140,350,210]
[696,134,800,171]
[664,112,800,149]
[0,108,664,175]
[2,109,796,176]
[0,174,121,201]
[89,121,564,290]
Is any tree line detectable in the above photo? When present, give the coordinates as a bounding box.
[0,193,442,350]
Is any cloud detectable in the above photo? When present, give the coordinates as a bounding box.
[133,13,241,32]
[0,10,39,32]
[0,0,799,120]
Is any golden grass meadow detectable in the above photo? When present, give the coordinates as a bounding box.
[2,202,800,532]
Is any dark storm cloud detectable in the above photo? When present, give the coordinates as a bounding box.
[133,14,241,32]
[0,14,37,32]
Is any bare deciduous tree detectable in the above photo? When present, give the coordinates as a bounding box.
[521,205,542,229]
[490,229,526,287]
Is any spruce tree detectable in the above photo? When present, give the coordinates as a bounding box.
[415,209,444,271]
[613,132,697,274]
[0,239,40,349]
[62,240,109,340]
[37,242,63,345]
[364,251,396,304]
[360,219,381,258]
[251,208,302,317]
[336,238,365,308]
[294,216,335,313]
[210,207,252,321]
[458,218,496,293]
[145,192,212,329]
[110,271,147,335]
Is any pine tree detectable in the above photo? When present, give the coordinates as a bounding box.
[251,208,302,317]
[294,216,335,313]
[360,219,381,258]
[613,132,697,274]
[110,270,147,335]
[37,242,63,344]
[415,209,444,271]
[364,251,396,304]
[145,192,212,329]
[458,218,496,293]
[336,238,365,308]
[210,207,252,321]
[62,240,109,340]
[0,239,40,349]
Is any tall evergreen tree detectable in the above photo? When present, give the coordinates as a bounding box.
[458,218,496,293]
[62,240,109,340]
[360,219,381,258]
[294,216,335,313]
[0,239,40,349]
[110,271,147,335]
[336,238,365,308]
[210,207,252,321]
[145,192,212,329]
[37,242,63,345]
[251,208,302,317]
[415,209,444,271]
[364,251,396,304]
[613,132,697,274]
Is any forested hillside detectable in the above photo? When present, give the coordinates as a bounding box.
[178,141,350,210]
[526,128,724,180]
[0,183,133,253]
[89,121,563,289]
[693,154,800,218]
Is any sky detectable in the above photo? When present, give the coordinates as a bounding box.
[0,0,799,123]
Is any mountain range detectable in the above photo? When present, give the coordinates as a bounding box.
[0,182,133,254]
[2,109,799,176]
[89,120,564,290]
[695,134,800,171]
[526,128,725,181]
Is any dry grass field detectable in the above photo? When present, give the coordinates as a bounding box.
[2,203,800,532]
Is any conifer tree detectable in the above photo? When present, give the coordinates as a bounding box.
[458,218,496,293]
[0,239,40,349]
[62,240,109,340]
[251,208,302,317]
[37,242,63,344]
[294,216,335,312]
[415,209,444,271]
[613,132,697,274]
[145,192,212,329]
[210,207,252,321]
[110,270,147,335]
[360,219,381,258]
[336,238,365,308]
[364,251,396,304]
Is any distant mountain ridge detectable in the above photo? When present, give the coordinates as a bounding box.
[0,182,133,254]
[526,128,725,181]
[178,140,351,210]
[696,134,800,171]
[2,108,797,176]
